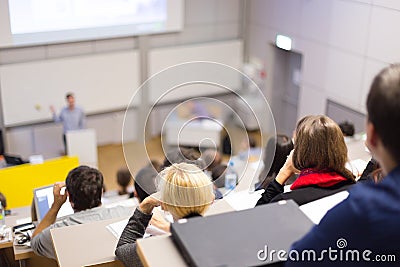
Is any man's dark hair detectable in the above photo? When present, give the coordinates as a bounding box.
[211,164,226,188]
[116,168,131,194]
[66,166,103,211]
[339,121,355,137]
[248,136,257,148]
[258,134,294,189]
[367,64,400,163]
[65,92,74,99]
[134,164,158,202]
[162,147,206,169]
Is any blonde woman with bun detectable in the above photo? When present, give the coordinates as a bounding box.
[115,163,214,267]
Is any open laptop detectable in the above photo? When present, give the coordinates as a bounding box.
[33,185,74,222]
[4,154,28,166]
[170,200,314,267]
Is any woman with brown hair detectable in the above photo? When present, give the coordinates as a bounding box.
[256,115,355,206]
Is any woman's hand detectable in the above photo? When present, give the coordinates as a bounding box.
[276,150,299,185]
[139,194,161,215]
[150,210,171,233]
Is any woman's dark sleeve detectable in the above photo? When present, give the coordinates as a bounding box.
[255,179,284,206]
[358,158,377,182]
[115,208,153,267]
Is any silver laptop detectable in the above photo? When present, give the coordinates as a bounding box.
[33,185,74,222]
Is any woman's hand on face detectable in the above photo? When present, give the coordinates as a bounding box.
[283,150,298,173]
[276,150,299,185]
[139,194,161,215]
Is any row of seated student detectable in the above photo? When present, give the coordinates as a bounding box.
[29,64,400,267]
[256,133,294,190]
[26,121,369,264]
[283,63,400,266]
[256,115,355,206]
[113,104,394,266]
[29,146,218,262]
[105,160,162,200]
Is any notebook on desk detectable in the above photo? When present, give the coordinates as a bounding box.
[33,185,74,222]
[170,200,314,267]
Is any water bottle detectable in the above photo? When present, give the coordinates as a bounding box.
[225,161,237,191]
[0,202,5,226]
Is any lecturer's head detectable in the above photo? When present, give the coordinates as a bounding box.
[158,163,214,220]
[66,166,103,211]
[366,64,400,172]
[66,92,75,109]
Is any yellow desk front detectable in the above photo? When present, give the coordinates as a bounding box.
[0,156,79,209]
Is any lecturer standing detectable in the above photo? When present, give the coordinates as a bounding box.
[50,93,86,154]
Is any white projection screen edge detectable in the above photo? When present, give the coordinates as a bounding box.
[0,0,183,48]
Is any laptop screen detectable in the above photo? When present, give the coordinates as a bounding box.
[33,185,74,222]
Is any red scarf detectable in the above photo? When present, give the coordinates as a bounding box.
[290,169,349,190]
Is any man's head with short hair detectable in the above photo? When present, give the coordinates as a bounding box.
[66,166,103,211]
[65,92,75,109]
[339,121,355,137]
[367,64,400,167]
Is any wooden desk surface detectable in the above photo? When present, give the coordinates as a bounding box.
[10,207,36,261]
[13,246,35,260]
[0,206,31,251]
[51,217,128,267]
[137,235,187,267]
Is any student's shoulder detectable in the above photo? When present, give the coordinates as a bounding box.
[348,179,398,211]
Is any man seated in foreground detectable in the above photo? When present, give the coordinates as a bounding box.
[31,166,132,259]
[286,64,400,266]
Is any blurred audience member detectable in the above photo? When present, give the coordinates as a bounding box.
[256,115,355,206]
[339,121,355,137]
[358,158,383,183]
[202,149,222,172]
[211,164,227,189]
[117,168,133,196]
[257,134,294,190]
[133,162,160,203]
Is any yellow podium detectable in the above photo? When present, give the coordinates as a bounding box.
[0,156,79,209]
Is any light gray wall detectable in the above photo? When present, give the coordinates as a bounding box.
[247,0,396,120]
[0,0,243,158]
